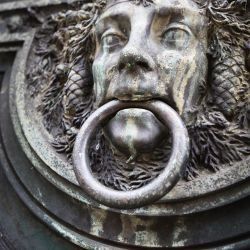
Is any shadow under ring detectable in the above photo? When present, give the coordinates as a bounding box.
[73,100,190,209]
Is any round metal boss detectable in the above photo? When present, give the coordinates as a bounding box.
[73,100,189,209]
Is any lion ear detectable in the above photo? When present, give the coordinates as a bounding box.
[62,58,94,130]
[53,57,94,160]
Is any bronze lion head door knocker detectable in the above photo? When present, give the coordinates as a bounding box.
[25,0,250,212]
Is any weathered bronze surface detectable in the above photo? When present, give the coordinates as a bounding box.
[26,0,250,205]
[0,0,250,248]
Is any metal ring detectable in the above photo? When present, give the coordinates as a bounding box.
[73,100,189,209]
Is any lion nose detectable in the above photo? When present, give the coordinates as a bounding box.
[113,45,158,101]
[118,46,155,72]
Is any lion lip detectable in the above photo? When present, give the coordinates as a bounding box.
[117,95,153,102]
[100,97,177,113]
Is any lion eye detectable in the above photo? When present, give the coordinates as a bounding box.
[162,28,190,49]
[102,34,124,51]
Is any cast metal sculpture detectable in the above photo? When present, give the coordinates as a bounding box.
[27,0,250,208]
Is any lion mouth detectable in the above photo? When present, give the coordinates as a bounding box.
[115,95,154,102]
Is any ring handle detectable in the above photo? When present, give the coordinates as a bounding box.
[73,100,189,209]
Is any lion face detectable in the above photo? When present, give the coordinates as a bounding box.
[92,0,208,156]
